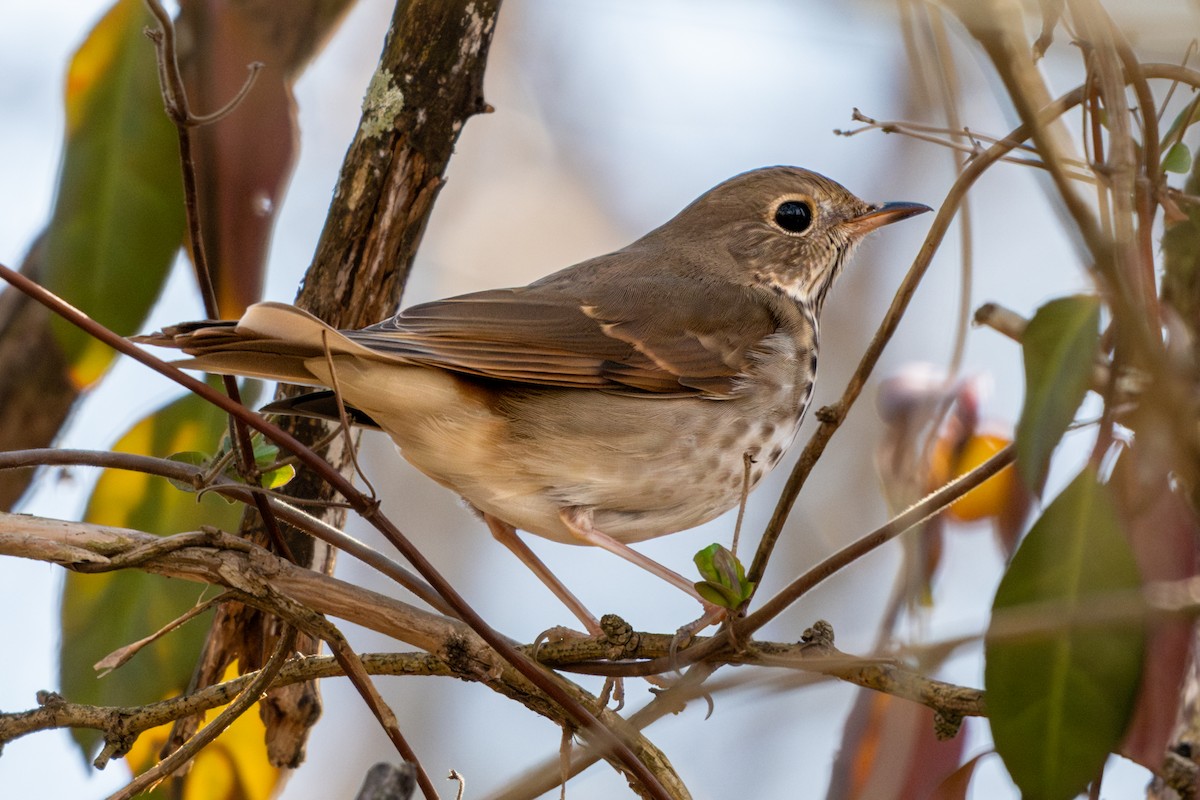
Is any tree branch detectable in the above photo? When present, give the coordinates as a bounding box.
[0,511,688,798]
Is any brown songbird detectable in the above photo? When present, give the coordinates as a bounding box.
[137,166,930,632]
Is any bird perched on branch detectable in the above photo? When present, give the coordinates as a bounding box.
[137,166,929,634]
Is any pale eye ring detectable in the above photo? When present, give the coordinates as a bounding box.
[773,199,813,234]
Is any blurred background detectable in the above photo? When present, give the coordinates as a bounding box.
[2,0,1197,797]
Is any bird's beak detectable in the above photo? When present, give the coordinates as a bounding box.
[841,201,932,235]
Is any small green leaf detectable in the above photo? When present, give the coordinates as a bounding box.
[985,468,1144,800]
[249,439,294,488]
[1163,142,1192,175]
[1016,295,1101,491]
[259,463,296,490]
[693,543,755,610]
[204,431,293,489]
[693,543,722,583]
[252,439,280,465]
[165,450,208,492]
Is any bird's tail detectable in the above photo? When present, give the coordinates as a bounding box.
[132,302,382,387]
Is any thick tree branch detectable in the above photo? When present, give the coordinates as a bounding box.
[0,511,687,798]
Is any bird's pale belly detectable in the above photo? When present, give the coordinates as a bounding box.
[389,376,810,546]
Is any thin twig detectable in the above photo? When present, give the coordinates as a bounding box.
[743,443,1015,635]
[745,60,1200,600]
[730,452,753,556]
[189,63,265,126]
[839,110,1097,182]
[745,87,1081,592]
[96,592,231,676]
[251,583,440,798]
[643,441,1018,677]
[143,0,294,558]
[0,512,687,798]
[320,329,379,501]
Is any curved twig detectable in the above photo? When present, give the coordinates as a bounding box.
[746,85,1084,591]
[641,442,1018,676]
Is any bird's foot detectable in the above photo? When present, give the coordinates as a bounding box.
[531,615,644,710]
[532,624,595,658]
[599,676,625,711]
[668,603,727,668]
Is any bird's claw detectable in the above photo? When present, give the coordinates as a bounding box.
[668,604,727,668]
[532,624,594,660]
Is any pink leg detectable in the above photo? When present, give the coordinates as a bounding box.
[482,513,603,636]
[559,508,720,617]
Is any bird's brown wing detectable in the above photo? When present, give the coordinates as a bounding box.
[347,278,781,397]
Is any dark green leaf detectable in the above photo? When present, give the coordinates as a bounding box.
[1163,142,1192,175]
[62,392,244,759]
[1160,94,1200,148]
[985,468,1144,800]
[42,0,185,387]
[1016,295,1101,491]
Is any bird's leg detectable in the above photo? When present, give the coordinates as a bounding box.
[559,507,723,623]
[482,513,603,637]
[483,515,636,706]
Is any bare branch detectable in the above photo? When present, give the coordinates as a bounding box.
[0,511,687,797]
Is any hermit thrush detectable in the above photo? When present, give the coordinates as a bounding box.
[138,166,929,632]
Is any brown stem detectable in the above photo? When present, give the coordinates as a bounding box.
[744,444,1014,635]
[651,442,1017,677]
[747,58,1200,605]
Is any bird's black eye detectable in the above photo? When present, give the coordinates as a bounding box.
[774,200,813,234]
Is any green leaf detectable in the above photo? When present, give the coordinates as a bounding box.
[1160,94,1200,149]
[1163,142,1192,175]
[251,440,295,489]
[61,391,245,760]
[693,543,755,610]
[259,462,296,490]
[251,439,280,465]
[165,450,209,492]
[1016,295,1101,491]
[42,0,185,388]
[985,468,1144,800]
[207,425,295,489]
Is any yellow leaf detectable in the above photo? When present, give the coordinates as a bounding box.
[125,663,282,800]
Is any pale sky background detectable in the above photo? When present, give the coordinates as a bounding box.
[2,1,1195,797]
